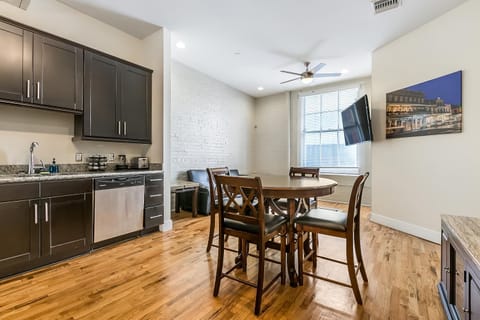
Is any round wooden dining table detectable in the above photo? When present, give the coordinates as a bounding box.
[255,174,338,287]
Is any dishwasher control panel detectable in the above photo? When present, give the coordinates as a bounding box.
[94,175,145,190]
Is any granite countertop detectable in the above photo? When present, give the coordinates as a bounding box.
[442,215,480,271]
[0,169,163,184]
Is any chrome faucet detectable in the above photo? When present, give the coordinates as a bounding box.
[28,141,39,174]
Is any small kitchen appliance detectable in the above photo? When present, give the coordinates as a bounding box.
[130,157,149,169]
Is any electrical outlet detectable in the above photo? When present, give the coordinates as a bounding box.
[75,153,83,162]
[107,153,115,161]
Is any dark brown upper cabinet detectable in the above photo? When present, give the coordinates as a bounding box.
[79,51,152,144]
[0,21,32,103]
[0,18,83,113]
[33,35,83,111]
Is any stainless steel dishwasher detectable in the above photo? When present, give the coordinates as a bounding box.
[94,175,145,243]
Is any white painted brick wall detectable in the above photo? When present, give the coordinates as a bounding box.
[171,61,255,181]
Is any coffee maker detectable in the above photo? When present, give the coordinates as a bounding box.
[115,154,128,170]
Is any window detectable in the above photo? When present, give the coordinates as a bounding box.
[300,87,360,174]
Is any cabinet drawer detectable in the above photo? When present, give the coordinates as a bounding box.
[41,179,92,197]
[145,173,163,186]
[0,182,39,202]
[144,205,164,228]
[145,185,163,206]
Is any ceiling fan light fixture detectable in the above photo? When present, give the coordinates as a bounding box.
[280,62,340,85]
[301,77,313,84]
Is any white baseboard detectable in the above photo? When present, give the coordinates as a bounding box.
[369,212,440,244]
[159,219,173,232]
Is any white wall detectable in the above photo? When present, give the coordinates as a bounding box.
[0,0,165,165]
[370,0,480,242]
[253,92,290,175]
[170,61,255,180]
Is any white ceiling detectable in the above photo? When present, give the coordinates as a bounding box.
[59,0,466,98]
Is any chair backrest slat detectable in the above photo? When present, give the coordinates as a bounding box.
[207,167,230,213]
[347,172,369,228]
[215,175,266,229]
[289,167,320,178]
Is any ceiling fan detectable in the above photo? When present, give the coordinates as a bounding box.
[280,62,342,84]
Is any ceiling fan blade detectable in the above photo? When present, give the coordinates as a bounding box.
[313,72,342,78]
[280,77,301,84]
[281,70,302,76]
[310,63,326,73]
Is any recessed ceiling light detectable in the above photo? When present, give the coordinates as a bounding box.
[257,86,264,91]
[176,41,186,49]
[341,69,349,74]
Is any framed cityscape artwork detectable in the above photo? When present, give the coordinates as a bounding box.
[386,71,462,139]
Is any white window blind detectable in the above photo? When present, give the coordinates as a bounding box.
[300,87,360,174]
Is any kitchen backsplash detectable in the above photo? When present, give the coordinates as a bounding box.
[0,163,162,175]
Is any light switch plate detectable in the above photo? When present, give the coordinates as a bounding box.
[75,153,83,162]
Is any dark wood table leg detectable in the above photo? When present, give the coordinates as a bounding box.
[191,186,198,217]
[174,190,181,213]
[287,198,298,287]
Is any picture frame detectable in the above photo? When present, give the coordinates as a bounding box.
[386,71,462,139]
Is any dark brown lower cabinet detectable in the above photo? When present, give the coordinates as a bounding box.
[469,272,480,319]
[41,193,92,259]
[0,179,92,278]
[0,199,39,277]
[440,217,480,320]
[144,173,164,229]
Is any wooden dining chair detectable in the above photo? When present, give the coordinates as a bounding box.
[295,172,369,305]
[206,167,230,253]
[289,167,320,210]
[213,175,287,315]
[289,166,320,177]
[272,167,320,213]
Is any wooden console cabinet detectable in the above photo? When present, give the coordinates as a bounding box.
[439,216,480,320]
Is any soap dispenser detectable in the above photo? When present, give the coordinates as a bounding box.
[49,158,59,173]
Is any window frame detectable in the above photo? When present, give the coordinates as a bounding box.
[298,86,361,175]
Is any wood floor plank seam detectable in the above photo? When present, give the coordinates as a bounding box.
[0,204,445,320]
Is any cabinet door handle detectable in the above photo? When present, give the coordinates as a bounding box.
[149,214,163,219]
[26,80,31,98]
[149,178,163,182]
[36,82,41,100]
[34,203,38,224]
[149,194,163,198]
[463,308,469,313]
[123,121,127,136]
[118,121,121,135]
[44,202,49,222]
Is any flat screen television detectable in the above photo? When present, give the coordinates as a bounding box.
[341,94,373,146]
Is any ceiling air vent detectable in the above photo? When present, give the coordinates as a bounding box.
[372,0,400,14]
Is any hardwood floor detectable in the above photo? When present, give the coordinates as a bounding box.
[0,203,445,320]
